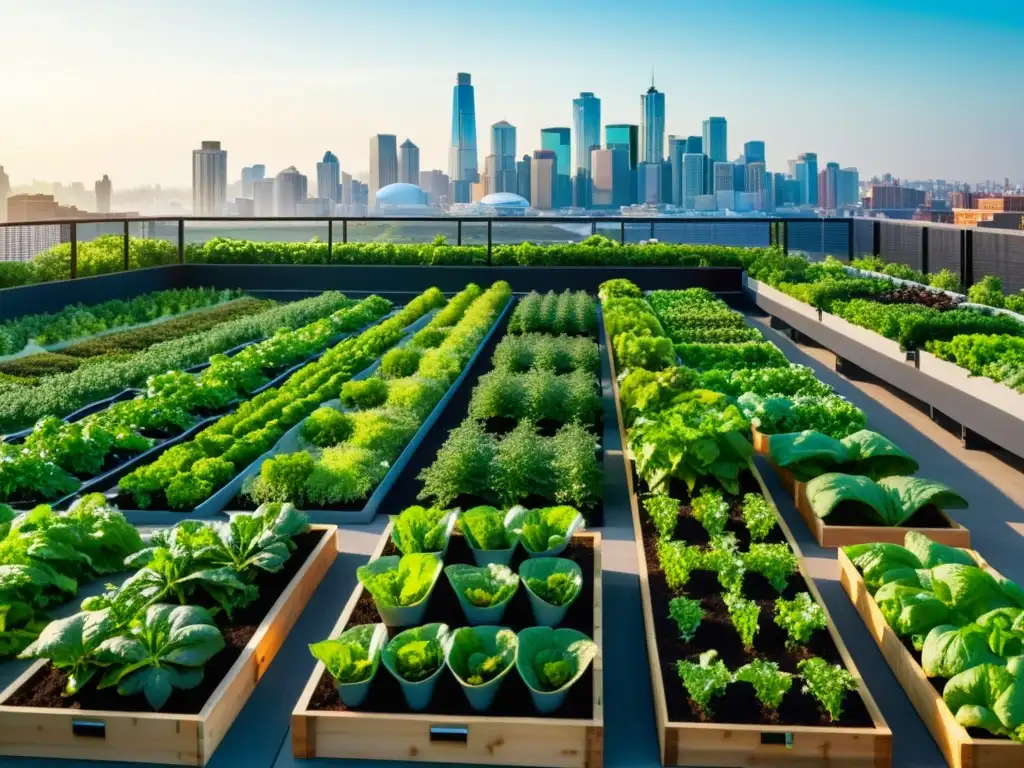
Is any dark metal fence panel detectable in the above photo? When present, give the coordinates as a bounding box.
[928,227,960,276]
[785,220,850,259]
[879,221,923,270]
[853,219,874,258]
[651,221,769,248]
[972,229,1024,293]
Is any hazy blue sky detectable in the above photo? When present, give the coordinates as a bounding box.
[1,0,1021,188]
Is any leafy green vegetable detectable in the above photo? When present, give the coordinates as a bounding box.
[643,495,681,539]
[516,626,596,693]
[382,622,449,682]
[743,543,798,593]
[806,474,968,527]
[735,659,793,710]
[508,506,582,555]
[390,506,455,556]
[357,553,442,608]
[769,429,918,482]
[705,533,746,593]
[19,609,115,695]
[739,393,866,439]
[798,657,859,722]
[520,557,583,607]
[741,493,776,541]
[310,623,387,685]
[677,650,732,715]
[445,626,518,686]
[459,506,514,551]
[691,487,730,537]
[943,659,1024,742]
[668,597,704,642]
[774,593,828,647]
[922,623,1005,679]
[725,592,760,649]
[301,407,354,447]
[444,563,519,608]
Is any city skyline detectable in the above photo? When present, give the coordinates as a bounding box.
[2,0,1022,188]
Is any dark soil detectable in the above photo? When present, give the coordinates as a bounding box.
[638,471,874,729]
[823,502,952,529]
[7,529,327,713]
[308,535,595,719]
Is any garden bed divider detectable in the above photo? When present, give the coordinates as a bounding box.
[605,314,892,767]
[0,524,339,766]
[290,522,604,768]
[838,546,1018,768]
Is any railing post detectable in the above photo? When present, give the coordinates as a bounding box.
[123,220,130,271]
[649,220,654,240]
[342,219,348,244]
[487,220,493,265]
[620,221,625,245]
[920,225,929,275]
[177,219,184,264]
[847,218,854,262]
[781,221,788,255]
[327,219,333,261]
[590,221,597,236]
[872,220,881,257]
[963,229,974,288]
[457,221,463,246]
[70,222,78,279]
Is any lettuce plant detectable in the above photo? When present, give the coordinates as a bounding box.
[743,543,798,593]
[738,393,866,439]
[798,657,858,722]
[357,553,442,608]
[458,506,513,551]
[921,623,1005,678]
[643,495,681,539]
[18,609,115,695]
[301,407,353,448]
[725,592,760,649]
[741,493,776,541]
[522,558,582,607]
[691,487,730,537]
[446,626,518,686]
[516,627,596,693]
[390,506,455,555]
[657,540,704,590]
[508,506,582,555]
[774,593,827,647]
[310,623,387,685]
[444,564,519,608]
[807,474,968,527]
[677,650,731,715]
[340,378,388,410]
[668,596,704,642]
[736,659,793,711]
[943,659,1024,742]
[383,623,449,682]
[769,429,918,482]
[201,502,309,579]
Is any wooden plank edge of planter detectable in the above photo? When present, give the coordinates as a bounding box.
[838,547,1017,768]
[0,523,339,767]
[791,477,971,549]
[291,522,605,768]
[604,316,892,768]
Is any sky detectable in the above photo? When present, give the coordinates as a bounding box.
[1,0,1022,189]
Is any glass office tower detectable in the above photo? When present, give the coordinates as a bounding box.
[605,124,638,171]
[449,73,479,185]
[640,84,665,164]
[702,117,727,163]
[540,127,571,208]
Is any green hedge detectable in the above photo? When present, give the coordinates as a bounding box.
[2,234,759,288]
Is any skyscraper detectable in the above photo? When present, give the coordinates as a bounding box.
[820,162,840,211]
[274,166,307,216]
[713,162,735,193]
[702,118,727,164]
[590,147,630,209]
[241,165,265,199]
[669,137,687,206]
[637,163,666,205]
[743,141,765,165]
[399,140,420,185]
[449,73,479,185]
[316,151,341,202]
[803,153,819,205]
[685,136,702,154]
[640,83,665,164]
[572,91,601,207]
[369,134,398,211]
[252,178,275,216]
[419,170,449,206]
[682,154,705,209]
[746,162,767,209]
[192,140,227,216]
[605,124,638,171]
[531,150,557,210]
[490,121,517,194]
[516,154,532,204]
[0,165,9,221]
[94,174,112,213]
[838,168,860,209]
[540,127,571,208]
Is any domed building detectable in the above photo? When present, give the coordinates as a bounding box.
[478,192,531,217]
[375,182,429,213]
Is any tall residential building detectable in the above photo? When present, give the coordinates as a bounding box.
[640,83,665,164]
[241,165,265,198]
[94,174,112,214]
[448,73,479,185]
[745,162,767,209]
[399,139,420,185]
[605,124,638,170]
[838,168,860,208]
[819,162,840,211]
[702,118,727,164]
[316,151,341,202]
[516,154,532,204]
[682,154,705,210]
[192,140,227,215]
[795,152,818,205]
[669,137,687,206]
[743,141,765,165]
[0,165,9,221]
[531,150,557,210]
[540,127,571,208]
[733,163,747,193]
[369,134,398,211]
[572,91,601,207]
[590,147,630,209]
[341,172,353,206]
[491,121,517,193]
[713,161,735,193]
[252,178,275,217]
[274,166,307,216]
[637,162,669,205]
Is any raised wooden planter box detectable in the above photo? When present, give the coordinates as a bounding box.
[794,478,971,549]
[606,316,892,767]
[750,425,771,456]
[838,546,1019,768]
[291,524,604,767]
[0,524,339,766]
